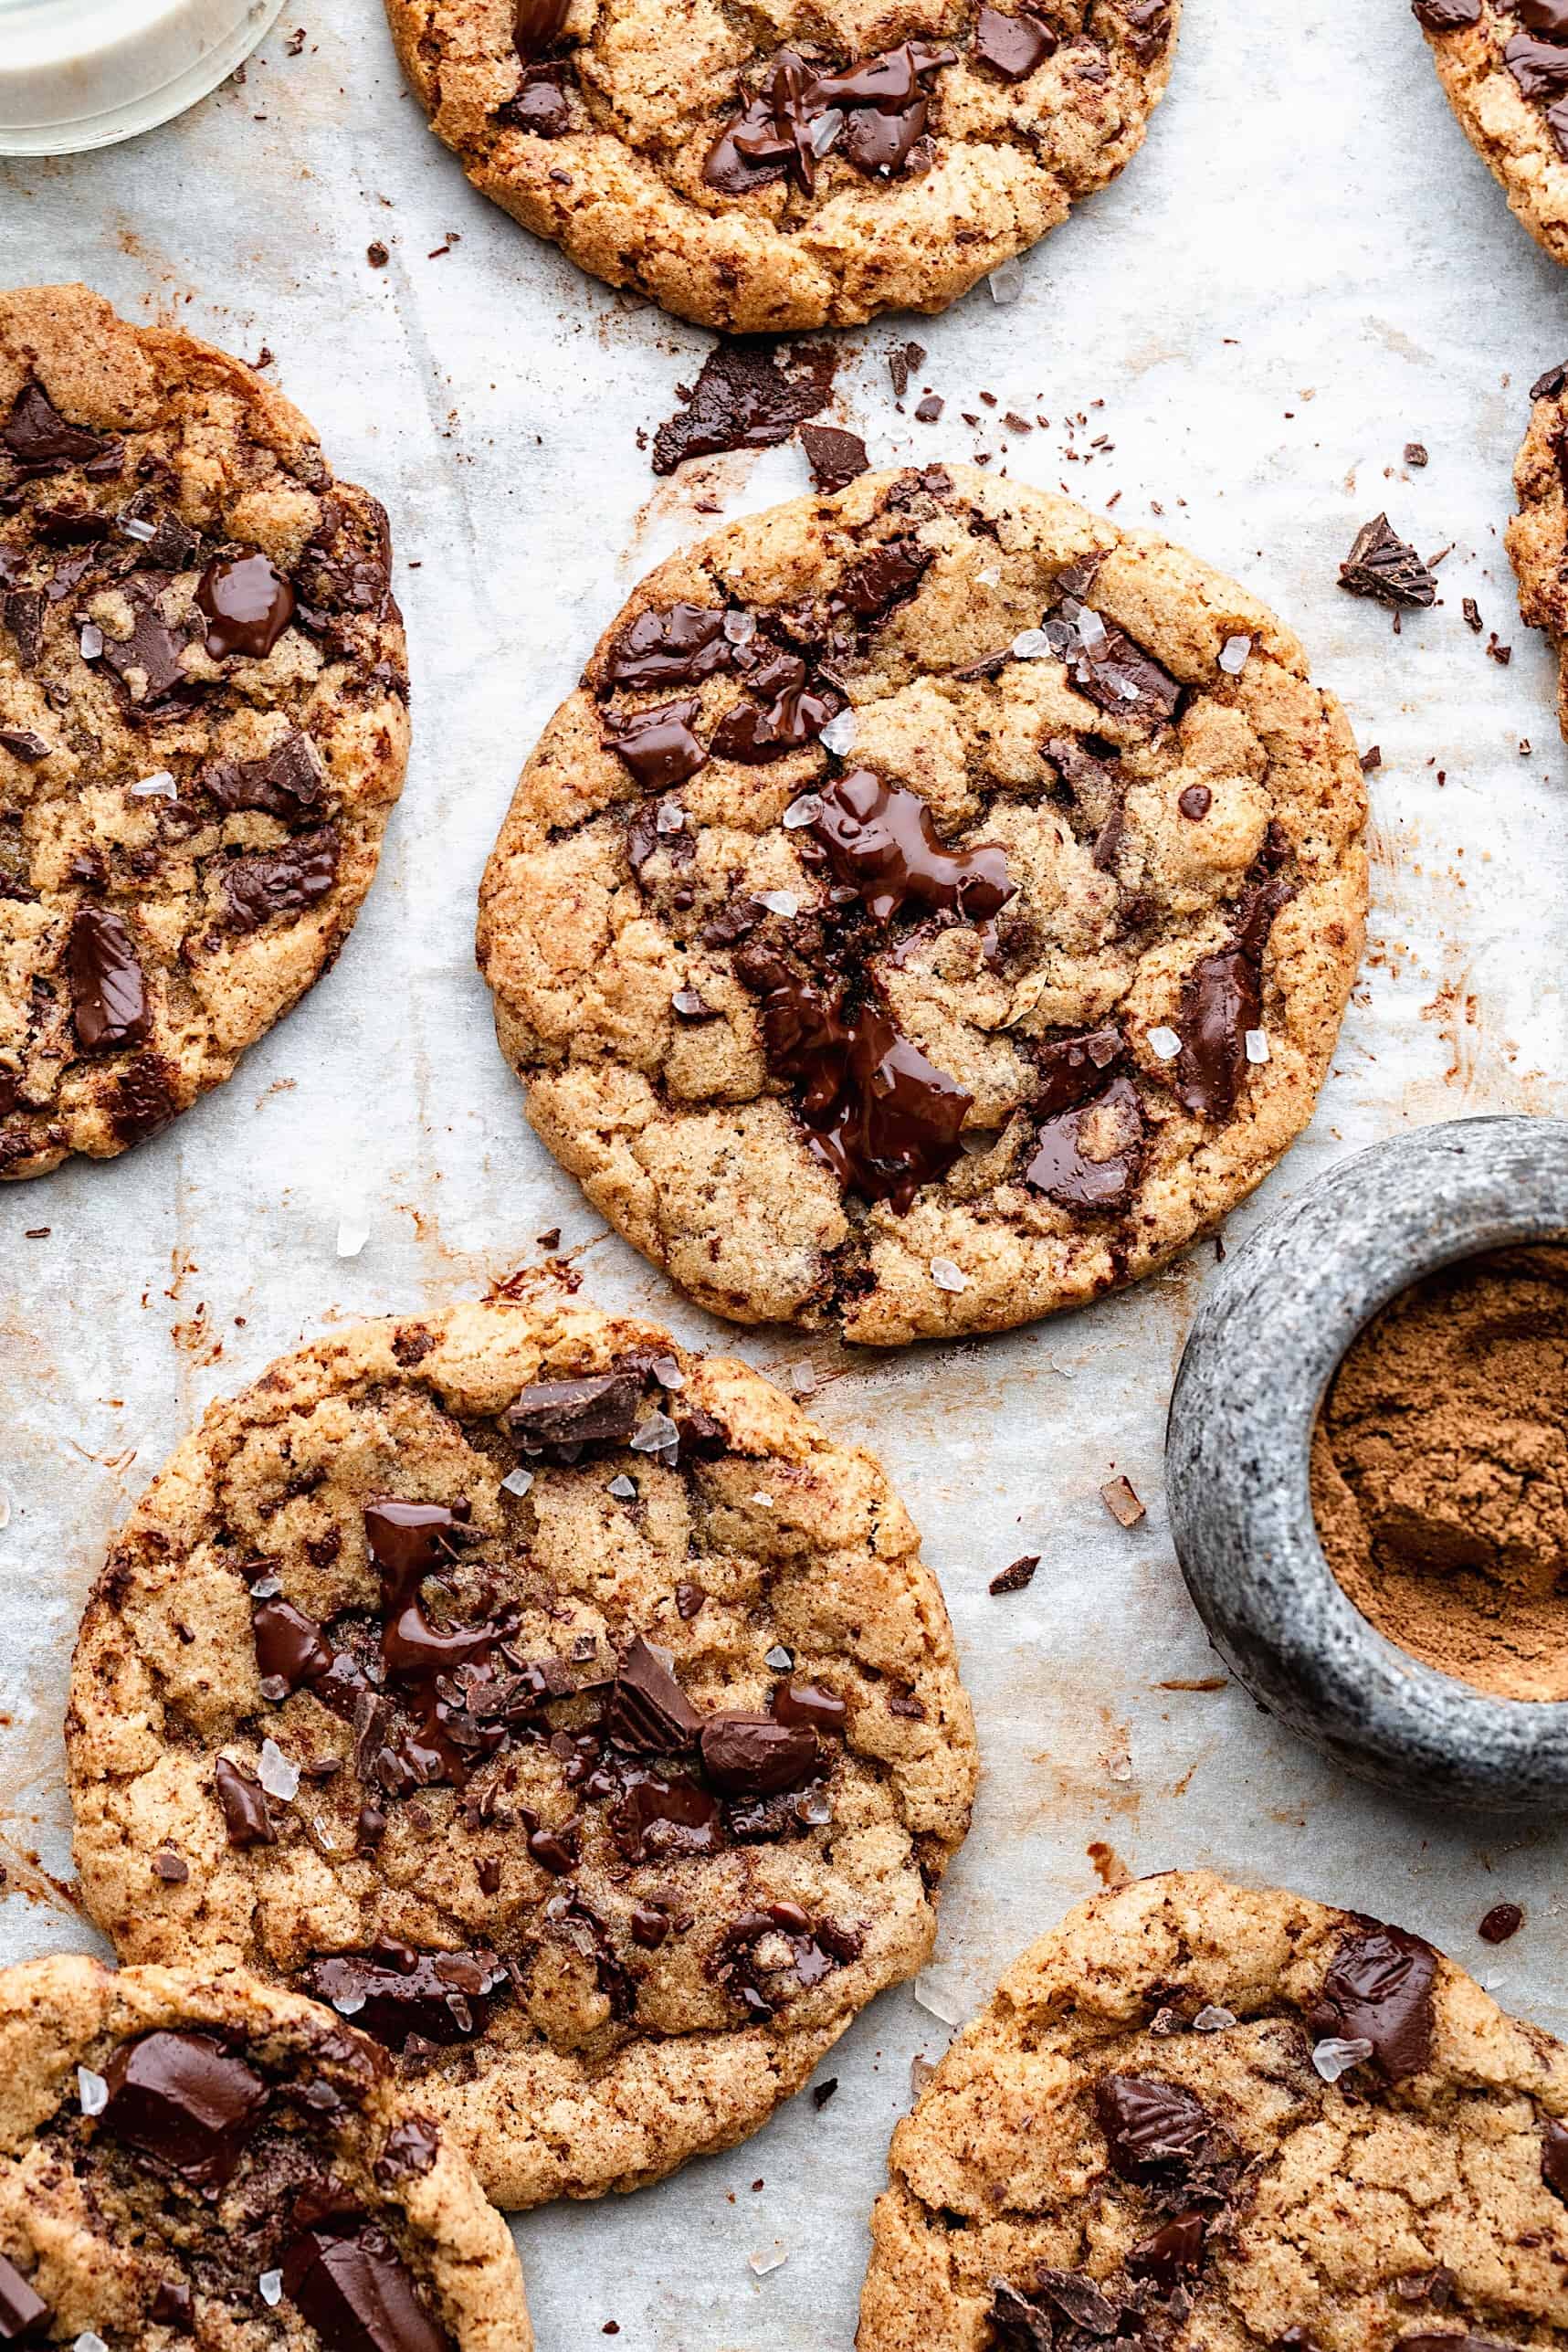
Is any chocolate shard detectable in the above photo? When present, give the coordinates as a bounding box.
[3,383,118,471]
[222,827,340,932]
[300,1946,503,2051]
[98,580,194,705]
[1531,358,1568,402]
[0,2252,49,2343]
[1128,2209,1206,2289]
[1412,0,1480,25]
[650,343,837,476]
[600,696,708,791]
[197,552,296,659]
[506,1370,644,1461]
[99,2030,268,2189]
[282,2221,453,2352]
[700,1711,819,1797]
[800,424,870,493]
[1035,1024,1124,1118]
[149,2278,194,2331]
[1026,1072,1145,1215]
[605,1636,702,1753]
[1338,515,1437,610]
[109,1051,177,1147]
[3,589,45,670]
[1094,2073,1218,2180]
[214,1755,276,1848]
[68,905,152,1052]
[973,3,1058,79]
[1308,1921,1436,2082]
[201,732,322,818]
[837,535,931,619]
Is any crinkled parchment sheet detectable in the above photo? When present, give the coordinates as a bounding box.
[4,2,1568,2342]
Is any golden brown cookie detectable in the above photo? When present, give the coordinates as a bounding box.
[0,1953,530,2349]
[382,0,1180,332]
[0,284,409,1180]
[1414,1,1568,269]
[1509,356,1568,744]
[66,1294,976,2210]
[858,1870,1568,2352]
[477,463,1368,1346]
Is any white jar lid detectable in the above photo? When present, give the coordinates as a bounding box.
[0,0,284,154]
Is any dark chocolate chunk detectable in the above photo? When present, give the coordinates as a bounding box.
[1173,947,1258,1124]
[1026,1072,1145,1214]
[771,1679,847,1733]
[700,1711,819,1796]
[197,552,296,659]
[0,2252,48,2343]
[505,1371,643,1461]
[99,2030,268,2189]
[254,1595,336,1693]
[513,0,568,57]
[704,43,952,195]
[802,768,1014,924]
[1035,1023,1123,1117]
[800,424,870,492]
[607,1770,721,1861]
[1128,2209,1206,2288]
[3,384,117,472]
[602,603,731,692]
[605,1636,702,1753]
[710,649,840,762]
[283,2221,452,2352]
[0,729,48,763]
[214,1755,275,1847]
[1506,28,1568,104]
[1308,1922,1436,2082]
[837,535,931,619]
[301,1946,503,2050]
[109,1051,176,1147]
[201,732,321,818]
[1338,516,1436,610]
[98,581,193,704]
[1479,1902,1523,1945]
[988,1554,1040,1596]
[1178,783,1212,819]
[221,826,339,931]
[973,3,1058,79]
[150,2279,194,2331]
[601,696,707,791]
[3,590,45,670]
[650,342,837,475]
[68,904,151,1051]
[1094,2073,1217,2179]
[1531,359,1568,401]
[377,2116,442,2184]
[1412,0,1480,24]
[1542,2116,1568,2200]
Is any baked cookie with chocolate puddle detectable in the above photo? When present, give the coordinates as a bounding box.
[477,464,1367,1346]
[382,0,1179,332]
[858,1869,1568,2352]
[1414,1,1568,268]
[0,284,408,1180]
[1509,357,1568,738]
[0,1954,530,2348]
[66,1296,975,2209]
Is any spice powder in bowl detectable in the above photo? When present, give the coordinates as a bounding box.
[1310,1245,1568,1702]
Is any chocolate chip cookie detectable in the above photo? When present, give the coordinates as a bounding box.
[66,1294,976,2210]
[477,464,1368,1346]
[1509,358,1568,742]
[0,283,409,1180]
[0,1953,530,2349]
[858,1870,1568,2352]
[1414,1,1568,268]
[382,0,1179,332]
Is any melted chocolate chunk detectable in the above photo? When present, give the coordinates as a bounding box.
[201,732,321,818]
[601,696,708,790]
[68,905,151,1051]
[495,64,574,134]
[513,0,568,57]
[710,649,840,761]
[1173,879,1293,1124]
[700,1712,819,1796]
[1507,28,1568,109]
[1308,1922,1436,2082]
[651,343,837,476]
[607,1769,721,1861]
[1026,1071,1145,1214]
[737,947,971,1211]
[1542,2116,1568,2200]
[710,1904,860,2019]
[377,2116,442,2184]
[771,1679,847,1734]
[99,2030,268,2189]
[254,1594,337,1694]
[1128,2210,1206,2289]
[1338,516,1436,610]
[0,2252,49,2343]
[283,2221,452,2352]
[214,1755,275,1847]
[705,42,954,195]
[973,3,1059,79]
[1094,2074,1218,2180]
[505,1370,643,1461]
[802,769,1014,924]
[3,384,117,472]
[605,1636,702,1753]
[222,827,340,931]
[602,603,732,692]
[1412,0,1480,24]
[800,424,870,493]
[198,552,296,659]
[301,1946,504,2051]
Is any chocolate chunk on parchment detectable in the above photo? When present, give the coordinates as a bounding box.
[99,2030,268,2189]
[1338,516,1436,610]
[68,905,151,1051]
[0,2252,49,2343]
[800,424,870,493]
[1308,1921,1436,2082]
[651,342,837,475]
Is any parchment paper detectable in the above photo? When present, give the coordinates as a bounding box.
[4,2,1568,2342]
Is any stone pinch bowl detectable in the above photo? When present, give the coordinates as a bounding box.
[1166,1115,1568,1813]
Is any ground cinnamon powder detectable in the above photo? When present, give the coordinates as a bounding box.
[1310,1244,1568,1702]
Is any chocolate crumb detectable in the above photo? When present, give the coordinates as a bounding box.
[1479,1902,1524,1944]
[989,1554,1040,1595]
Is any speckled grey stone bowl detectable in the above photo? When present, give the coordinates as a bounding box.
[1166,1116,1568,1812]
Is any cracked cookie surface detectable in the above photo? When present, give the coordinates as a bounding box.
[1509,358,1568,742]
[477,463,1367,1346]
[66,1293,975,2210]
[1415,0,1568,268]
[383,0,1179,332]
[0,284,408,1180]
[0,1954,530,2350]
[858,1870,1568,2352]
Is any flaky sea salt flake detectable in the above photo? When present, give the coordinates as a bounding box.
[1218,633,1253,675]
[1147,1026,1182,1060]
[332,1990,366,2017]
[335,1214,370,1260]
[751,1492,773,1509]
[1010,628,1050,659]
[723,608,756,646]
[258,1738,300,1802]
[607,1474,637,1500]
[258,2272,284,2307]
[1193,2004,1237,2033]
[790,1361,816,1395]
[988,258,1025,305]
[500,1466,535,1498]
[651,1355,685,1389]
[1312,2035,1373,2083]
[75,2335,110,2352]
[128,770,176,799]
[913,1973,963,2025]
[930,1257,969,1293]
[120,515,157,543]
[630,1409,679,1461]
[1245,1028,1270,1064]
[783,793,825,828]
[755,890,799,918]
[0,1489,10,1532]
[819,709,858,756]
[78,2066,109,2115]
